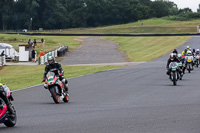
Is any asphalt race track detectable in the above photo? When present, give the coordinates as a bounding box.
[1,37,200,133]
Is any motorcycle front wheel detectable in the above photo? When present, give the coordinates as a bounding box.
[49,87,60,104]
[4,103,17,127]
[173,72,177,86]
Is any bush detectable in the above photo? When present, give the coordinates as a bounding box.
[165,12,200,21]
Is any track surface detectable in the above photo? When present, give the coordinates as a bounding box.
[1,37,200,133]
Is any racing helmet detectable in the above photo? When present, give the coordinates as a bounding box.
[187,50,192,55]
[187,46,189,49]
[48,56,55,65]
[177,54,182,59]
[196,49,199,54]
[170,53,175,61]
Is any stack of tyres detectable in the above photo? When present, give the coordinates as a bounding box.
[57,50,63,57]
[57,46,68,57]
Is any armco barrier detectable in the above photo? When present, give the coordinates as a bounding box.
[39,46,67,65]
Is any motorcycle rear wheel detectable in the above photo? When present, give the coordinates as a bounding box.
[188,65,191,73]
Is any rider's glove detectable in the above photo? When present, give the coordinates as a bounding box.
[59,73,63,76]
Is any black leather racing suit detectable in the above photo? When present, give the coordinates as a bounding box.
[166,57,180,76]
[44,62,68,91]
[166,57,180,69]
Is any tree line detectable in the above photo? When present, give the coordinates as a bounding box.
[0,0,197,31]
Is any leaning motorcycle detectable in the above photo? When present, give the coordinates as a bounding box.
[169,62,179,86]
[0,85,17,127]
[177,62,183,80]
[44,72,69,104]
[185,56,193,73]
[194,55,199,68]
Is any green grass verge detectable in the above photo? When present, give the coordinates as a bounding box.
[0,34,81,54]
[0,65,122,90]
[41,18,200,34]
[106,36,191,62]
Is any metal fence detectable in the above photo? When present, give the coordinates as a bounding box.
[0,56,6,66]
[39,47,62,65]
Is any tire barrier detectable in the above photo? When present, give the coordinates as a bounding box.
[39,46,67,65]
[57,46,68,57]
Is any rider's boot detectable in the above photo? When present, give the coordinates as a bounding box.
[7,103,14,114]
[64,83,69,96]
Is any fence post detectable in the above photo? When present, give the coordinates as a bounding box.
[44,54,48,63]
[3,55,6,65]
[0,56,2,66]
[40,56,44,65]
[55,50,57,57]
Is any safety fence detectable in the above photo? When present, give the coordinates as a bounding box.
[39,46,68,65]
[0,56,6,66]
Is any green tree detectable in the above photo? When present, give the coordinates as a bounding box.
[0,0,14,31]
[178,8,193,14]
[197,4,200,12]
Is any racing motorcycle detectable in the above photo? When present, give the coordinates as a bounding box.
[0,85,17,127]
[185,56,193,73]
[194,55,199,67]
[177,62,183,80]
[169,62,179,86]
[43,72,69,104]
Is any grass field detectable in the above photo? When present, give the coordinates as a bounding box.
[106,36,191,61]
[0,65,122,90]
[42,18,200,34]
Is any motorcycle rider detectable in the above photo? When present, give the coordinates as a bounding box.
[194,49,200,66]
[172,49,178,55]
[177,54,185,74]
[182,46,190,56]
[192,49,196,56]
[196,49,200,55]
[166,53,180,76]
[0,83,14,114]
[43,56,69,94]
[186,50,194,68]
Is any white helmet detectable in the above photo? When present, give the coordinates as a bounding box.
[178,54,182,59]
[196,49,199,52]
[187,50,192,55]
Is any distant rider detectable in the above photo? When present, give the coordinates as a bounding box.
[177,54,185,74]
[186,50,194,67]
[182,46,190,56]
[43,56,69,94]
[195,49,200,56]
[172,49,178,55]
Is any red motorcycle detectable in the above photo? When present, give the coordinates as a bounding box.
[0,85,16,127]
[44,72,69,104]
